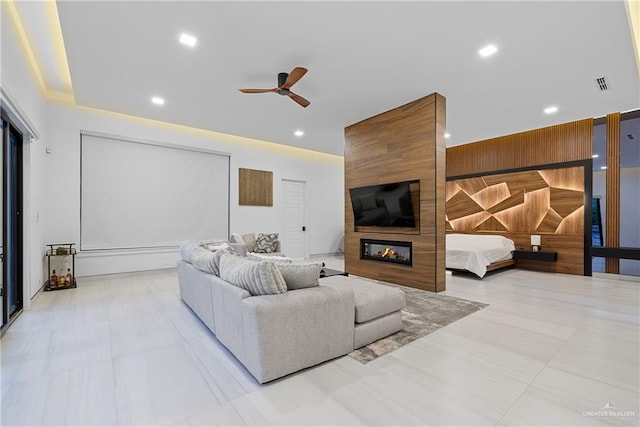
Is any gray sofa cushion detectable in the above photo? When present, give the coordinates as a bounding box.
[275,262,322,290]
[219,253,287,295]
[321,275,406,323]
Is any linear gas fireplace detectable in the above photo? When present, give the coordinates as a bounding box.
[361,239,412,266]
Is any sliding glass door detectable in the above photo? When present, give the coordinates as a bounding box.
[591,110,640,276]
[1,113,24,330]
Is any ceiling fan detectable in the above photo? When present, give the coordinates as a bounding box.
[239,67,311,108]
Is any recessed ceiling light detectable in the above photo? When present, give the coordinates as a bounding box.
[600,166,607,170]
[478,44,498,57]
[544,106,558,114]
[151,96,165,105]
[592,154,599,158]
[179,33,197,47]
[294,130,304,137]
[444,133,451,139]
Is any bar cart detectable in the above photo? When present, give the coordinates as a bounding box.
[45,243,77,291]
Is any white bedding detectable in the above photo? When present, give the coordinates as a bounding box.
[446,234,515,278]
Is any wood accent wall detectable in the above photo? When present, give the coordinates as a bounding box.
[447,119,593,276]
[446,165,586,275]
[605,113,621,273]
[239,168,273,206]
[345,93,446,292]
[447,119,593,176]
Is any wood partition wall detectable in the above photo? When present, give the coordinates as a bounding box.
[447,119,593,275]
[345,93,446,292]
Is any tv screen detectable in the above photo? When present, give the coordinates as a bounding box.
[349,181,417,227]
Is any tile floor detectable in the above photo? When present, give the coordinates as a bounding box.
[1,255,638,426]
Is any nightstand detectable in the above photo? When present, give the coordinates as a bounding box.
[512,249,558,262]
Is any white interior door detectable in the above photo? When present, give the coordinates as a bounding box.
[281,179,306,259]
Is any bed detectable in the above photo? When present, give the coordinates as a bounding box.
[446,234,516,278]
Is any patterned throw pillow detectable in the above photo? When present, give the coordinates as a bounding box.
[253,233,279,253]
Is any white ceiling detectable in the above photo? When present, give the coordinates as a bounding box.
[15,1,640,156]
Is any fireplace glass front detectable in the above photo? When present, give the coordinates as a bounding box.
[361,239,412,266]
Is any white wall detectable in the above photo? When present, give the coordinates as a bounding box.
[44,104,344,276]
[1,6,49,301]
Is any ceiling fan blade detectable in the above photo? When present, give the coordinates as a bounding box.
[282,67,308,89]
[289,92,310,108]
[239,88,277,93]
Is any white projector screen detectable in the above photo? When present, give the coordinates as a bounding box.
[81,133,229,251]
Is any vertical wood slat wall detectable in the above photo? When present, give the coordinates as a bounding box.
[605,113,621,273]
[447,119,593,177]
[344,93,446,292]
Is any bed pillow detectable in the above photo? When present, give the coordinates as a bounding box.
[274,262,322,290]
[254,233,279,253]
[219,253,287,296]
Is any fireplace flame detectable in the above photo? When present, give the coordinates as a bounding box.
[380,247,397,258]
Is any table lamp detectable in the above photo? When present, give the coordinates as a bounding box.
[531,235,541,252]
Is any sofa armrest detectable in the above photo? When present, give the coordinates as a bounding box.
[236,286,355,383]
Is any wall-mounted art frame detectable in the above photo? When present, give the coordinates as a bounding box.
[239,168,273,206]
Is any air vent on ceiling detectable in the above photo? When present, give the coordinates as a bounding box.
[595,76,609,91]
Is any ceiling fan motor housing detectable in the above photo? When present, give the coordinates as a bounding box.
[278,72,288,87]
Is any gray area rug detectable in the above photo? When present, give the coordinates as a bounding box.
[349,284,488,364]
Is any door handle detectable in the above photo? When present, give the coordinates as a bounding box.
[302,226,306,231]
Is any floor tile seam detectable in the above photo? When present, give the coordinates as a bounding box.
[450,313,571,344]
[180,334,238,405]
[367,358,510,425]
[545,362,640,394]
[406,330,550,387]
[492,350,562,425]
[326,374,433,426]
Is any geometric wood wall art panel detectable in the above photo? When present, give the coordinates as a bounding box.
[538,167,585,191]
[476,216,508,231]
[536,209,564,233]
[556,207,585,235]
[471,182,511,210]
[445,181,462,201]
[549,187,584,218]
[446,190,485,220]
[487,190,525,214]
[483,170,548,194]
[450,211,490,231]
[446,166,584,235]
[456,177,487,195]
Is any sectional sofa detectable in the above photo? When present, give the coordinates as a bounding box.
[177,243,406,383]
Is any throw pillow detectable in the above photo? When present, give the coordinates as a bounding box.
[253,233,279,253]
[190,246,224,275]
[219,253,287,296]
[179,241,199,263]
[248,253,293,263]
[202,242,235,254]
[275,262,322,290]
[242,233,257,253]
[230,233,245,246]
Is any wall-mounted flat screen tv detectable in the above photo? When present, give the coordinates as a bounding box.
[349,181,417,228]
